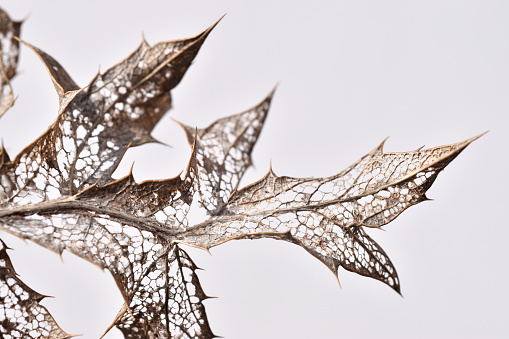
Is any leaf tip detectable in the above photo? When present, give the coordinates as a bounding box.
[141,31,148,45]
[268,159,277,177]
[379,136,389,152]
[466,131,488,144]
[268,83,279,100]
[16,38,80,96]
[395,285,403,296]
[146,135,168,147]
[198,14,226,41]
[333,272,342,289]
[422,194,434,202]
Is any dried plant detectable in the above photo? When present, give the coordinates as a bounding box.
[0,8,482,338]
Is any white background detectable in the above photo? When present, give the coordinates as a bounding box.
[0,1,508,338]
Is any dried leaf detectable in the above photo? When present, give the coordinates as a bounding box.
[179,135,483,292]
[0,6,483,338]
[177,88,274,214]
[0,239,72,338]
[0,8,21,119]
[1,21,220,338]
[111,245,214,338]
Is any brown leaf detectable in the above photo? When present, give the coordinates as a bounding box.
[0,5,484,338]
[0,239,73,338]
[0,19,220,338]
[178,88,274,214]
[110,245,215,338]
[0,8,21,119]
[179,134,484,292]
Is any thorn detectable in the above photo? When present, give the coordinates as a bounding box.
[470,130,489,141]
[171,117,183,126]
[57,251,64,263]
[442,131,487,150]
[0,240,12,251]
[267,83,278,100]
[37,293,54,300]
[422,194,433,202]
[212,13,227,30]
[334,272,342,289]
[18,13,31,24]
[193,14,226,43]
[456,131,488,148]
[128,162,136,178]
[147,135,170,147]
[392,281,403,296]
[101,303,128,339]
[379,136,389,151]
[268,159,276,177]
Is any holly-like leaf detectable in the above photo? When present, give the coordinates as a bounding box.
[0,239,72,338]
[111,244,214,338]
[177,89,274,215]
[0,5,482,338]
[179,134,483,292]
[0,20,220,338]
[0,8,21,119]
[0,11,71,338]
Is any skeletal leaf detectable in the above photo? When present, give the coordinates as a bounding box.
[0,5,483,338]
[177,89,273,215]
[0,12,70,338]
[0,239,72,338]
[0,8,21,119]
[0,91,275,337]
[179,135,483,292]
[111,244,214,338]
[0,22,220,338]
[0,22,218,212]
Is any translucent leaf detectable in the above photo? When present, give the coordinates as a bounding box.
[112,245,215,338]
[0,6,483,337]
[0,8,21,119]
[0,239,72,338]
[179,135,483,292]
[0,21,219,338]
[178,89,274,214]
[0,22,217,210]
